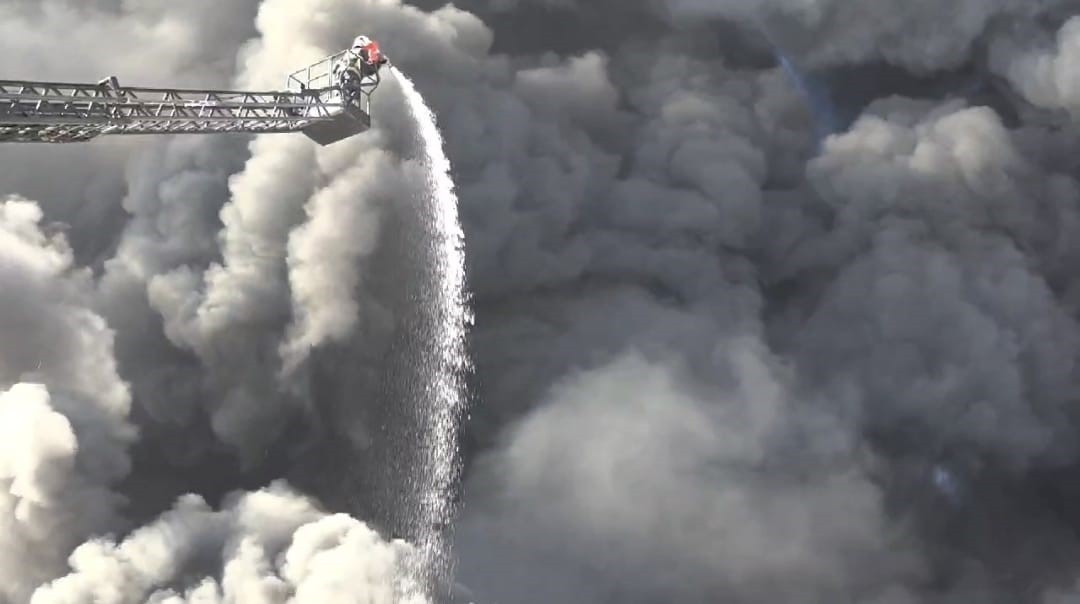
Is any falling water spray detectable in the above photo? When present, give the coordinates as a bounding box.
[390,65,474,598]
[754,21,839,148]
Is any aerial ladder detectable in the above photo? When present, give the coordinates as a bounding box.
[0,44,385,147]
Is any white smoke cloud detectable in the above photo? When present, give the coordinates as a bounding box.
[435,4,1080,602]
[3,0,482,601]
[278,149,393,373]
[31,482,425,604]
[0,198,133,602]
[989,15,1080,118]
[0,384,125,604]
[458,343,920,603]
[0,0,261,245]
[796,228,1080,467]
[131,0,494,461]
[804,99,1071,257]
[0,0,259,86]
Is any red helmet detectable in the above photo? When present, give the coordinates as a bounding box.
[365,41,383,64]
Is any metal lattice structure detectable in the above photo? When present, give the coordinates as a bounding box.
[0,50,381,145]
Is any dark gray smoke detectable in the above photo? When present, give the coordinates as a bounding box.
[5,0,1080,603]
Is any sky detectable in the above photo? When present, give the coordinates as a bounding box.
[4,0,1080,603]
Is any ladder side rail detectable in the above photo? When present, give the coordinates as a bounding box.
[0,58,374,144]
[2,92,348,124]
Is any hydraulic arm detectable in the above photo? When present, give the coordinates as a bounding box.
[0,47,381,146]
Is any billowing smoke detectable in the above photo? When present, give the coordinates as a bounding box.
[989,14,1080,117]
[31,481,422,604]
[7,0,1080,603]
[0,199,132,603]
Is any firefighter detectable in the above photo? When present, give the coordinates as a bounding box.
[349,35,388,78]
[338,35,388,104]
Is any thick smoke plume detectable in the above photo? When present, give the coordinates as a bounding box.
[7,0,1080,603]
[32,481,423,604]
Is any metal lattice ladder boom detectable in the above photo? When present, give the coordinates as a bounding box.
[0,51,379,145]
